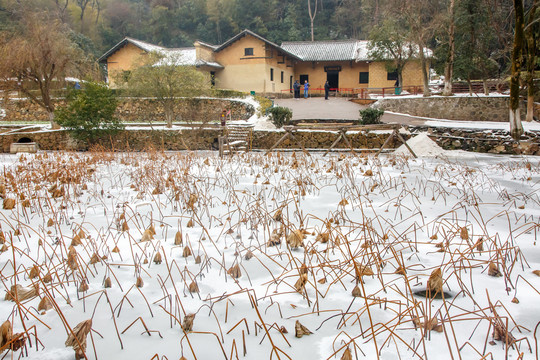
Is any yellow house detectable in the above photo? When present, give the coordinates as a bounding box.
[99,29,428,94]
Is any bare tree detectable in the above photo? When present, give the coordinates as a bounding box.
[442,0,456,96]
[0,18,85,128]
[55,0,70,23]
[509,0,524,139]
[76,0,91,33]
[524,0,538,122]
[308,0,318,41]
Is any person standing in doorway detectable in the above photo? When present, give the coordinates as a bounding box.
[324,81,330,100]
[303,80,310,99]
[293,80,300,100]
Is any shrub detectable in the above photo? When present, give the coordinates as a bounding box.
[255,96,273,117]
[56,82,124,144]
[211,89,248,98]
[268,106,293,128]
[359,108,384,125]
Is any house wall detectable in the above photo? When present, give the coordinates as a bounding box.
[194,42,216,63]
[293,61,370,90]
[368,61,424,88]
[106,43,147,87]
[213,34,294,94]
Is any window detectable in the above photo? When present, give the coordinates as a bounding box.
[270,68,274,81]
[387,71,398,81]
[244,48,254,56]
[359,72,369,84]
[281,71,284,83]
[299,74,309,84]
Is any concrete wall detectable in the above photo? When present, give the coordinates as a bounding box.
[374,96,526,122]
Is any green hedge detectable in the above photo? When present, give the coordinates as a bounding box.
[359,108,384,125]
[268,106,292,128]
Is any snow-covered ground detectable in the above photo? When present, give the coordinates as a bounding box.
[0,141,539,359]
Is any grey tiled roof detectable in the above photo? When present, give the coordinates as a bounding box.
[281,40,371,62]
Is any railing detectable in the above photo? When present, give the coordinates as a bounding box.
[279,85,423,99]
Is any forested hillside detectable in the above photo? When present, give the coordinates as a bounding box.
[0,0,537,84]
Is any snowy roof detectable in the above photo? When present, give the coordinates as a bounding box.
[99,38,223,68]
[281,40,369,62]
[281,40,431,62]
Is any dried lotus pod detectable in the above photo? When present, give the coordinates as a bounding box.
[195,255,201,264]
[0,320,13,350]
[153,251,162,264]
[112,245,120,253]
[71,235,82,246]
[363,169,373,176]
[186,219,194,228]
[104,277,112,288]
[394,266,406,275]
[351,285,362,297]
[67,246,78,271]
[29,265,39,279]
[299,263,308,275]
[287,229,305,249]
[3,198,16,210]
[182,313,196,331]
[121,221,129,232]
[488,262,502,277]
[188,281,199,293]
[533,270,540,277]
[47,219,54,227]
[315,232,329,243]
[355,264,374,279]
[295,320,312,338]
[38,296,53,311]
[140,229,153,242]
[341,348,352,360]
[78,280,89,293]
[294,274,308,293]
[0,231,4,244]
[183,246,192,258]
[0,244,7,253]
[187,194,198,209]
[77,229,86,239]
[89,253,100,265]
[136,276,144,288]
[227,264,241,278]
[273,209,282,222]
[174,231,183,245]
[43,272,52,283]
[427,268,443,295]
[474,238,484,251]
[244,250,253,260]
[459,226,469,240]
[65,319,92,360]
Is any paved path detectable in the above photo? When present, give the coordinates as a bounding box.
[274,97,428,125]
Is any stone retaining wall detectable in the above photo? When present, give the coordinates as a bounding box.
[0,98,254,123]
[0,127,398,153]
[374,96,527,122]
[2,125,539,155]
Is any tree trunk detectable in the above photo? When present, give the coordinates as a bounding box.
[467,77,473,96]
[165,106,173,128]
[442,0,455,96]
[510,0,524,140]
[419,43,431,97]
[483,79,489,96]
[49,111,60,130]
[524,0,538,122]
[308,0,318,41]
